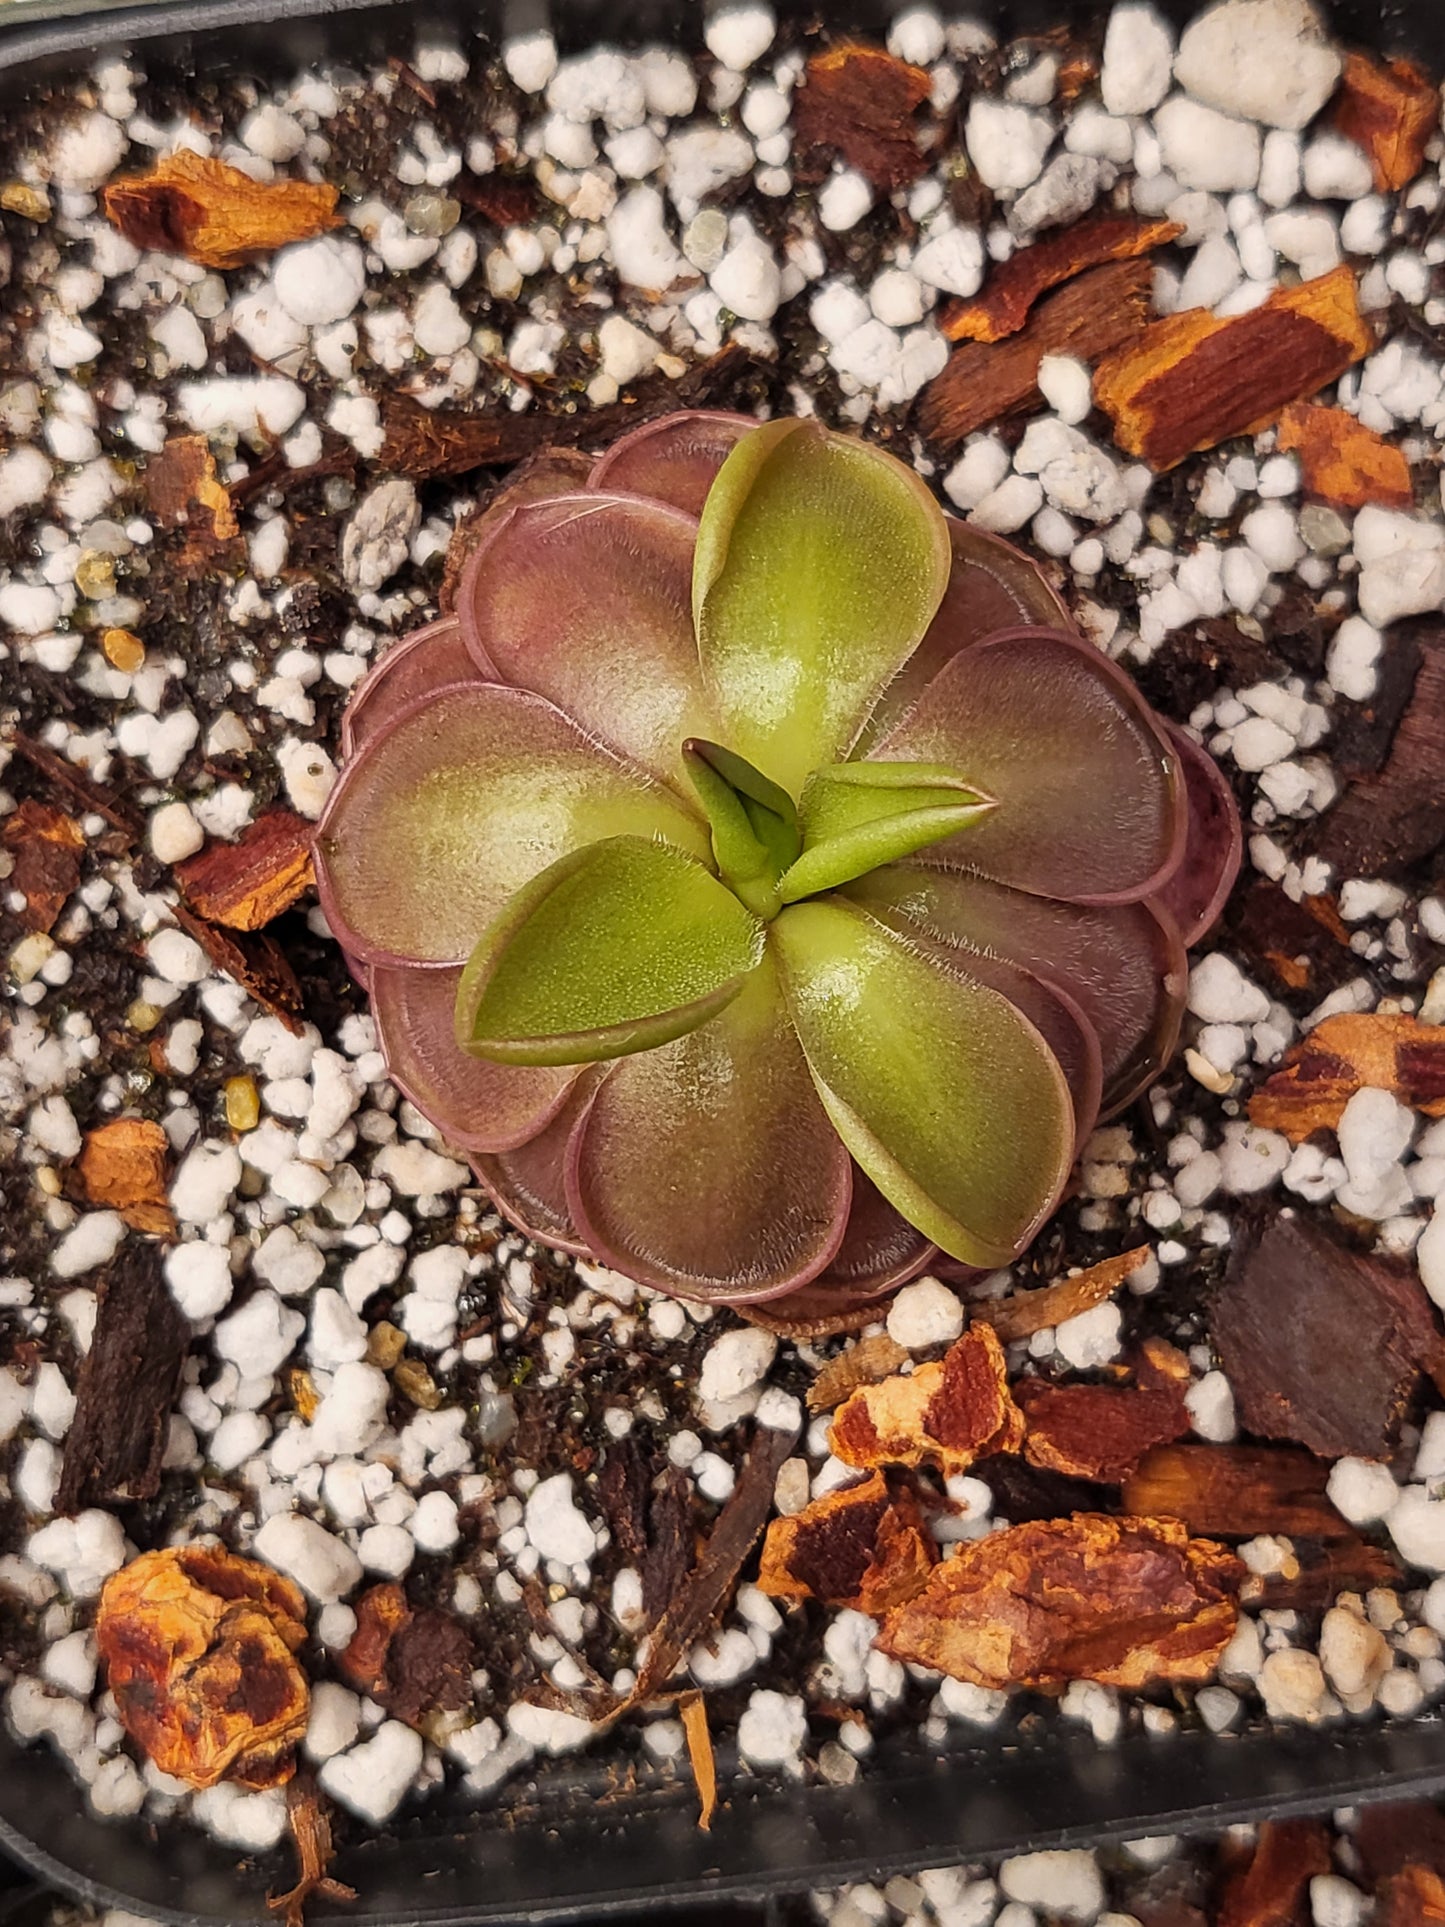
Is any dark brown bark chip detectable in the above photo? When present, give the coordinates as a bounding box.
[56,1242,189,1514]
[1228,879,1360,1001]
[597,1440,695,1624]
[1318,629,1445,875]
[1211,1213,1440,1462]
[787,1489,890,1603]
[1331,627,1425,781]
[1217,1819,1332,1927]
[975,1454,1112,1523]
[792,43,934,191]
[1355,1801,1445,1882]
[340,1583,473,1728]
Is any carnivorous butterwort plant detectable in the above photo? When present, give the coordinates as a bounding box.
[316,413,1240,1314]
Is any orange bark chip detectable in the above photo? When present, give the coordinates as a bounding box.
[941,215,1182,344]
[1122,1442,1348,1540]
[2,799,84,935]
[1219,1820,1332,1927]
[1016,1373,1190,1485]
[807,1333,910,1414]
[973,1246,1150,1344]
[78,1117,174,1237]
[1332,52,1438,194]
[143,434,239,542]
[1249,1012,1445,1143]
[1277,402,1413,512]
[758,1470,936,1613]
[104,151,341,269]
[879,1513,1243,1691]
[96,1546,309,1791]
[829,1324,1023,1474]
[793,43,933,190]
[1380,1866,1445,1927]
[175,808,316,930]
[1094,266,1374,472]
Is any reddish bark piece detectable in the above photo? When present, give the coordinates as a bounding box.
[78,1117,174,1237]
[1254,1537,1403,1611]
[96,1546,309,1790]
[103,151,341,267]
[172,903,305,1030]
[1355,1802,1445,1882]
[1212,1214,1441,1462]
[339,1584,474,1730]
[175,809,316,931]
[807,1334,911,1414]
[829,1324,1023,1474]
[454,171,540,228]
[1093,267,1375,471]
[1218,1820,1332,1927]
[941,215,1183,344]
[879,1513,1243,1690]
[1332,52,1438,194]
[974,1246,1150,1344]
[6,732,139,841]
[793,42,933,190]
[758,1470,936,1612]
[143,434,239,541]
[917,257,1154,448]
[1319,632,1445,877]
[1016,1373,1190,1485]
[1277,402,1413,512]
[2,799,84,934]
[1249,1012,1445,1143]
[1378,1867,1445,1927]
[1121,1443,1348,1540]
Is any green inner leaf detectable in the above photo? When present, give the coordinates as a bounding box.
[779,762,994,903]
[693,419,952,798]
[682,738,801,918]
[771,897,1075,1267]
[457,836,765,1066]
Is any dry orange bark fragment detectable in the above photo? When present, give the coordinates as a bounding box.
[879,1513,1243,1691]
[1277,402,1413,512]
[104,151,341,269]
[2,800,84,935]
[1093,266,1374,471]
[678,1692,717,1833]
[758,1470,936,1612]
[1218,1819,1332,1927]
[143,434,239,542]
[793,43,933,189]
[95,1546,309,1790]
[1332,52,1438,194]
[941,215,1183,343]
[1380,1867,1445,1927]
[175,809,316,930]
[268,1782,356,1927]
[78,1117,174,1237]
[1248,1012,1445,1143]
[806,1333,910,1414]
[1122,1442,1348,1539]
[972,1246,1150,1344]
[829,1324,1022,1474]
[1016,1369,1190,1485]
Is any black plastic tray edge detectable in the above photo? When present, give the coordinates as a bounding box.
[1,0,1444,1917]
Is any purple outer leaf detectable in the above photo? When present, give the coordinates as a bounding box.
[587,410,758,516]
[456,491,717,792]
[844,861,1187,1118]
[565,954,852,1303]
[471,1073,602,1257]
[858,518,1070,751]
[802,1165,937,1303]
[340,618,480,758]
[1153,722,1243,947]
[314,682,710,970]
[369,963,577,1154]
[871,626,1186,905]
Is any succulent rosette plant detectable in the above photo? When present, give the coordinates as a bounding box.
[315,412,1240,1316]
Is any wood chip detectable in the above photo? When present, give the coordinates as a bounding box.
[338,1583,473,1731]
[172,902,305,1030]
[879,1513,1243,1691]
[758,1470,936,1612]
[103,151,341,268]
[1332,52,1439,194]
[57,1241,189,1514]
[175,809,315,930]
[1378,1866,1445,1927]
[1121,1443,1349,1539]
[1249,1012,1445,1143]
[678,1691,717,1833]
[5,732,140,841]
[142,434,239,542]
[596,1439,695,1626]
[78,1117,174,1237]
[1250,1537,1403,1612]
[1355,1802,1445,1882]
[1318,630,1445,876]
[1,799,84,934]
[973,1246,1149,1343]
[1212,1213,1441,1463]
[1093,266,1374,471]
[1218,1820,1331,1927]
[917,256,1154,449]
[940,214,1182,343]
[806,1334,910,1414]
[268,1781,356,1927]
[829,1324,1023,1475]
[793,42,933,189]
[1276,401,1413,512]
[1017,1371,1190,1485]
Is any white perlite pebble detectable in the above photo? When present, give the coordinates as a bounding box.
[999,1851,1105,1921]
[818,170,874,233]
[163,1241,233,1322]
[214,1289,304,1379]
[711,230,782,320]
[271,236,367,326]
[887,5,945,66]
[1336,1087,1415,1219]
[1418,1208,1445,1310]
[1258,1647,1327,1721]
[607,186,684,290]
[1037,355,1092,425]
[51,1212,126,1279]
[341,479,420,594]
[887,1278,965,1350]
[704,4,776,71]
[320,1722,423,1824]
[1327,1456,1399,1527]
[1054,1301,1122,1370]
[507,1701,594,1755]
[912,226,986,298]
[699,1328,777,1402]
[1388,1487,1445,1572]
[47,111,127,191]
[148,801,204,863]
[304,1682,362,1763]
[254,1512,362,1602]
[1100,4,1174,117]
[1154,97,1261,194]
[1188,953,1270,1024]
[1311,1877,1370,1927]
[503,29,558,93]
[1173,0,1342,130]
[965,99,1053,193]
[524,1473,597,1565]
[737,1688,807,1768]
[28,1511,126,1598]
[597,313,659,385]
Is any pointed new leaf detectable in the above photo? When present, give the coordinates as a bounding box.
[693,419,952,796]
[772,898,1074,1268]
[682,738,801,917]
[780,761,993,902]
[457,836,765,1066]
[566,953,852,1302]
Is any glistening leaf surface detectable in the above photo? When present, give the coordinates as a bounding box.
[773,899,1074,1267]
[314,684,709,968]
[457,836,764,1065]
[693,420,951,796]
